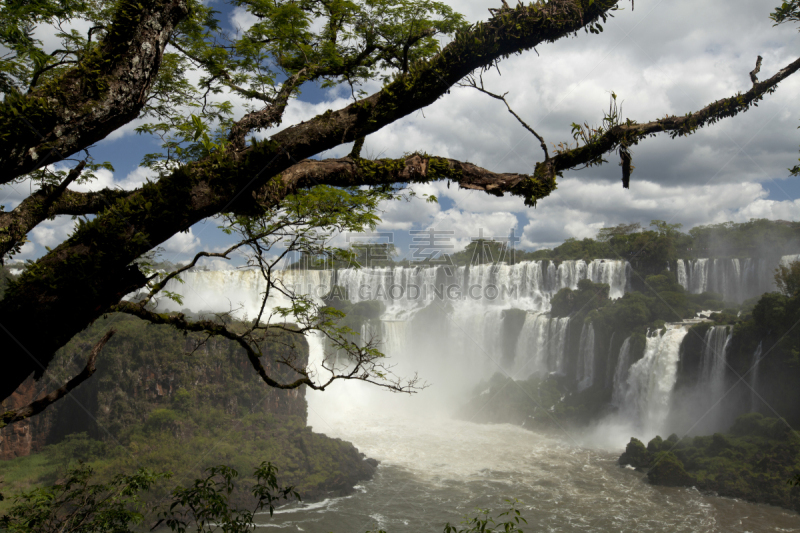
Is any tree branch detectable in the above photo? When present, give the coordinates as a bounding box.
[113,302,314,390]
[0,185,134,259]
[227,68,308,149]
[548,55,800,179]
[0,0,190,183]
[460,74,549,160]
[170,41,276,104]
[251,153,542,201]
[0,329,115,429]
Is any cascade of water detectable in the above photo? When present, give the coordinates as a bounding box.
[676,260,688,290]
[332,259,629,320]
[550,317,571,375]
[585,260,629,299]
[556,260,586,291]
[305,330,329,381]
[687,258,709,294]
[154,269,334,319]
[440,306,509,382]
[152,264,628,397]
[380,321,409,358]
[692,325,733,431]
[512,313,570,379]
[700,326,731,392]
[545,261,558,292]
[576,323,595,391]
[604,332,616,389]
[750,341,763,412]
[621,325,689,433]
[610,337,633,407]
[780,254,800,267]
[679,255,800,303]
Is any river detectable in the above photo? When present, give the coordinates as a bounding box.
[254,385,800,532]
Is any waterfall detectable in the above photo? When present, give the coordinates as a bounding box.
[678,254,800,303]
[334,266,440,321]
[512,313,570,379]
[686,258,709,294]
[700,325,731,398]
[147,262,630,398]
[306,331,330,382]
[750,341,763,412]
[556,260,586,291]
[576,323,595,391]
[586,260,629,299]
[611,337,633,407]
[685,325,733,431]
[381,321,409,357]
[604,332,616,389]
[676,259,687,290]
[620,326,689,433]
[332,259,629,319]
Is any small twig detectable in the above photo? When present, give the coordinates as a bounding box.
[1,329,115,428]
[750,55,763,85]
[461,75,549,160]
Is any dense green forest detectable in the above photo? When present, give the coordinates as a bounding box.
[285,219,800,270]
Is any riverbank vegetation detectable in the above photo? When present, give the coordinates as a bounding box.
[619,413,800,512]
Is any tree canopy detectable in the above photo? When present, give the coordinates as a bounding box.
[1,0,799,419]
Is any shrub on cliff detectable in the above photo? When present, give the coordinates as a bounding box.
[550,279,610,318]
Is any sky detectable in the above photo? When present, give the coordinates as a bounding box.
[2,0,800,267]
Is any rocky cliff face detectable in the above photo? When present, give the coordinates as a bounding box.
[0,314,378,505]
[0,376,55,459]
[0,314,309,458]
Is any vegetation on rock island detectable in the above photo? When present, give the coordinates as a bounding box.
[619,413,800,512]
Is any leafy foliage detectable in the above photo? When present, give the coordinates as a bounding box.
[0,463,166,533]
[160,462,299,533]
[443,500,527,533]
[517,219,800,264]
[0,461,298,533]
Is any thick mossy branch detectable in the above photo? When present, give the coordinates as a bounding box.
[0,0,190,182]
[257,153,542,201]
[0,185,133,259]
